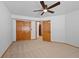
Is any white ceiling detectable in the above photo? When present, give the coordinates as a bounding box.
[3,1,79,17]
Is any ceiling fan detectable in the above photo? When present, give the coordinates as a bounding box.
[33,1,60,15]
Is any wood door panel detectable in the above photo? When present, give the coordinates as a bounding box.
[42,21,51,42]
[16,31,23,40]
[42,32,51,42]
[42,21,50,31]
[16,20,31,41]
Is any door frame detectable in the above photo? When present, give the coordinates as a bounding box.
[36,20,51,42]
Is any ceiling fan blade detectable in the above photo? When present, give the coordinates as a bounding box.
[47,2,60,9]
[33,10,43,12]
[48,10,54,13]
[41,12,44,15]
[45,5,47,9]
[40,1,45,9]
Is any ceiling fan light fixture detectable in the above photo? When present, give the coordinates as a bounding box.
[34,1,60,15]
[43,9,47,12]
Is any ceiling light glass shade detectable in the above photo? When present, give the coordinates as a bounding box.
[43,9,47,12]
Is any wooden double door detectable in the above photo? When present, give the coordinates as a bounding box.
[16,20,31,41]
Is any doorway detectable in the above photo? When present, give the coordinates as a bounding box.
[36,21,42,40]
[36,20,51,42]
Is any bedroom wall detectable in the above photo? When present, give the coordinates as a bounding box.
[37,22,40,38]
[0,2,12,57]
[65,10,79,47]
[12,19,16,41]
[51,15,65,42]
[31,21,36,39]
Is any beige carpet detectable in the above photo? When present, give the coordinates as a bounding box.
[2,40,79,58]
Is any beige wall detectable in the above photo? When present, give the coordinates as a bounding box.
[0,2,12,57]
[65,10,79,47]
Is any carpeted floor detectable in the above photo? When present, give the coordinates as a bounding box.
[2,39,79,58]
